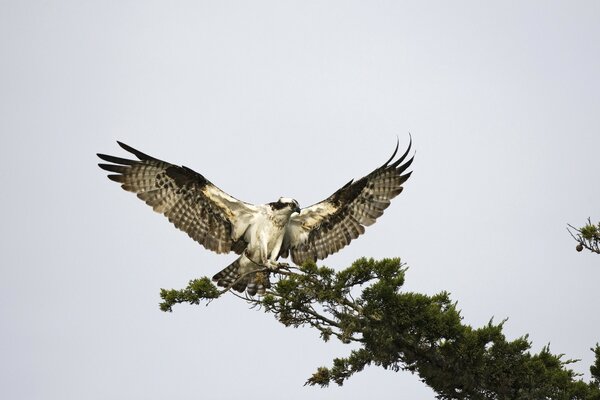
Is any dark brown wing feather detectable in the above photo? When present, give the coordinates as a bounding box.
[281,138,414,264]
[97,142,252,255]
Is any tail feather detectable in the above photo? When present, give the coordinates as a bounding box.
[212,256,271,296]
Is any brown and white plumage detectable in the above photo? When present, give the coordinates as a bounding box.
[97,139,413,296]
[280,139,413,264]
[98,142,255,255]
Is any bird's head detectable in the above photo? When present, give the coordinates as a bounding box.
[270,197,301,214]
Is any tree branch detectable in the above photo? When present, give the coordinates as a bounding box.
[568,218,600,255]
[159,257,600,398]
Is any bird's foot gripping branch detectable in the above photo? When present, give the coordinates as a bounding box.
[159,258,600,398]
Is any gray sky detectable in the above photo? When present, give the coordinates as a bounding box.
[1,1,599,398]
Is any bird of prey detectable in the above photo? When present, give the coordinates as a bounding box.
[97,139,413,295]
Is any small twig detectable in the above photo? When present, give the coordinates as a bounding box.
[567,219,600,255]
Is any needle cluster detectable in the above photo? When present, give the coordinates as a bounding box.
[159,258,600,399]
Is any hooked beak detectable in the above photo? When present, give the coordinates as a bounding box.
[294,205,301,214]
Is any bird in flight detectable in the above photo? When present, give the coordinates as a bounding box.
[97,139,413,295]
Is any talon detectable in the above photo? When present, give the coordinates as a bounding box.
[266,261,280,270]
[277,262,289,269]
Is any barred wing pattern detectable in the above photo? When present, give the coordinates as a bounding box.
[281,139,413,264]
[97,142,256,255]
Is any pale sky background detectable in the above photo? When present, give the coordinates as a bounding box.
[1,1,599,399]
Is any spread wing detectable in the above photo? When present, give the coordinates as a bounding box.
[97,142,257,255]
[281,138,414,264]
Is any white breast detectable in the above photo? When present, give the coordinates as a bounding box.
[244,205,290,263]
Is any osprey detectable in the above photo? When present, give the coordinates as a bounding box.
[97,139,413,295]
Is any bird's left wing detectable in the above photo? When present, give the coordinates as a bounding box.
[280,139,414,264]
[97,141,257,255]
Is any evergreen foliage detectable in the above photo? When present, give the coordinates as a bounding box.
[160,258,600,399]
[569,218,600,255]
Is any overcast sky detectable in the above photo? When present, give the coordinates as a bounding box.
[1,1,599,399]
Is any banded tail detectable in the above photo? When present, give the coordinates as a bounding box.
[212,256,271,296]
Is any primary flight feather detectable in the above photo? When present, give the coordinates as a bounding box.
[97,139,414,295]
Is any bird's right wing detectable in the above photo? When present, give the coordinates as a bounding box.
[97,141,258,255]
